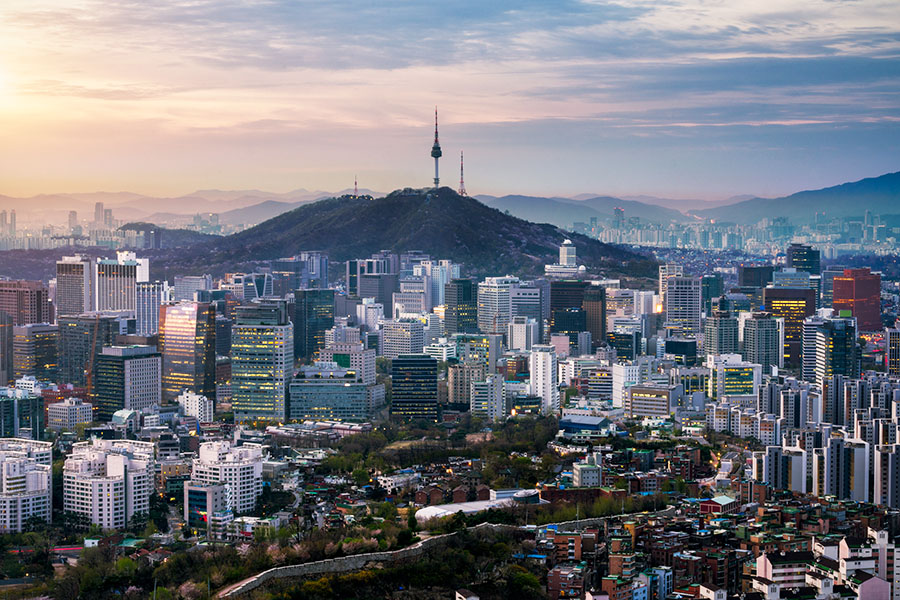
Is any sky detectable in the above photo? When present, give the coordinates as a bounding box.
[0,0,898,200]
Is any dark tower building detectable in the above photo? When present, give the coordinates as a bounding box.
[583,286,607,345]
[444,279,478,334]
[738,265,775,289]
[763,287,816,367]
[787,243,821,275]
[57,313,134,387]
[13,324,58,381]
[293,288,335,360]
[701,274,724,316]
[159,302,216,403]
[391,354,438,422]
[833,268,881,332]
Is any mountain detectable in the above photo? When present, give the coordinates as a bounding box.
[476,194,688,227]
[689,171,900,224]
[217,200,309,226]
[153,187,654,279]
[119,223,221,248]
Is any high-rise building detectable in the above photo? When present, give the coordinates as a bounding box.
[0,450,51,533]
[0,280,52,326]
[477,276,519,334]
[63,438,154,529]
[507,316,539,352]
[57,312,134,387]
[55,255,94,317]
[319,341,376,385]
[471,374,505,421]
[190,441,262,514]
[293,289,334,360]
[390,354,438,421]
[0,313,12,385]
[448,361,486,407]
[658,263,683,304]
[93,345,162,421]
[809,313,859,387]
[135,281,169,336]
[176,391,214,423]
[231,300,293,423]
[173,275,212,302]
[763,287,816,367]
[444,279,478,335]
[288,361,384,421]
[706,354,761,401]
[583,286,607,345]
[95,251,149,312]
[271,252,329,291]
[887,328,900,376]
[665,276,702,337]
[701,274,724,316]
[159,302,216,403]
[13,323,58,382]
[550,280,589,314]
[786,243,821,275]
[0,390,44,439]
[381,319,424,359]
[47,397,93,431]
[741,312,783,371]
[833,267,882,332]
[453,333,502,372]
[820,265,846,309]
[93,202,104,224]
[704,310,739,356]
[509,284,543,335]
[529,345,559,415]
[738,264,774,289]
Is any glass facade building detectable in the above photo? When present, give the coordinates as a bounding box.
[159,301,216,403]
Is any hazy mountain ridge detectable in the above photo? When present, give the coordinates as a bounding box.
[476,194,689,228]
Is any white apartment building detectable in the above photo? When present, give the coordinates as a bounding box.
[380,319,425,359]
[0,450,51,533]
[529,345,559,415]
[507,316,539,352]
[470,375,506,422]
[63,438,154,529]
[48,398,94,431]
[176,391,214,423]
[0,438,53,466]
[191,441,263,515]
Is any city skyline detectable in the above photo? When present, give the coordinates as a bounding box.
[1,0,898,199]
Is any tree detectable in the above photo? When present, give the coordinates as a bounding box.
[351,468,370,487]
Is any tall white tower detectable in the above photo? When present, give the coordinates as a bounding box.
[431,107,442,188]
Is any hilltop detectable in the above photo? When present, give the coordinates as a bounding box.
[153,187,654,279]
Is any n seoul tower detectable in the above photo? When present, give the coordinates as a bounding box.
[431,107,442,188]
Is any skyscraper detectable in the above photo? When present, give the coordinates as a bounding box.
[271,252,329,291]
[13,323,58,381]
[665,276,702,337]
[658,263,684,304]
[529,345,559,415]
[811,313,859,388]
[832,267,882,332]
[381,320,425,359]
[57,312,134,387]
[738,264,774,289]
[763,287,816,367]
[159,302,216,403]
[135,281,169,336]
[477,276,518,334]
[93,345,162,420]
[293,288,334,360]
[787,243,821,275]
[231,300,293,423]
[0,280,52,326]
[887,328,900,376]
[444,279,478,335]
[391,354,438,421]
[55,255,94,317]
[583,285,606,345]
[820,265,846,309]
[95,251,149,311]
[741,312,782,371]
[173,275,212,302]
[703,310,739,356]
[700,274,724,316]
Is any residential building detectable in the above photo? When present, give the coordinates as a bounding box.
[0,450,51,533]
[190,441,263,515]
[529,345,559,415]
[176,391,214,423]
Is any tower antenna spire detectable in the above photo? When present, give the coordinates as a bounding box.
[458,150,467,196]
[430,106,442,188]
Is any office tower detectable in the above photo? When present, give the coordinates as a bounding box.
[0,451,51,533]
[787,243,821,275]
[738,264,774,289]
[810,314,859,387]
[0,313,12,385]
[288,361,384,421]
[0,280,52,326]
[57,312,134,387]
[448,361,486,407]
[63,438,154,529]
[13,323,58,381]
[529,345,559,414]
[510,284,543,333]
[390,354,438,421]
[706,354,761,401]
[226,272,273,301]
[444,279,478,334]
[214,314,231,356]
[358,273,400,315]
[55,255,95,316]
[319,341,376,385]
[626,385,676,419]
[551,307,588,354]
[820,265,846,309]
[173,275,212,302]
[47,397,93,431]
[95,251,149,311]
[550,280,588,314]
[159,302,216,403]
[701,274,724,316]
[393,278,429,317]
[763,287,816,367]
[231,300,293,423]
[507,316,539,352]
[381,319,425,359]
[67,210,78,230]
[583,286,606,344]
[665,276,702,337]
[93,201,104,224]
[613,206,625,229]
[0,390,44,438]
[135,281,169,336]
[887,328,900,376]
[477,276,519,334]
[772,268,811,289]
[658,263,684,304]
[742,312,783,371]
[704,310,739,356]
[471,374,505,421]
[293,288,334,360]
[271,252,329,291]
[608,329,642,361]
[453,333,502,372]
[833,267,882,331]
[93,345,162,421]
[190,441,262,514]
